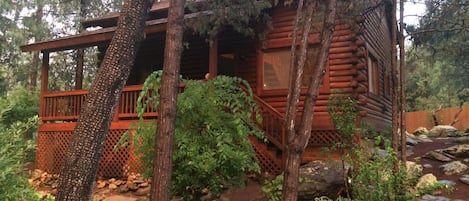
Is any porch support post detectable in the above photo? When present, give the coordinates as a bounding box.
[40,52,50,118]
[208,37,218,79]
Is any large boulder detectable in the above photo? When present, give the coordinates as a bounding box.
[415,173,437,190]
[441,144,469,158]
[413,127,429,136]
[439,161,468,175]
[406,161,423,179]
[297,160,346,200]
[423,150,455,162]
[428,125,458,137]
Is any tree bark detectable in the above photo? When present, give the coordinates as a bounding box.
[56,0,154,200]
[390,0,399,172]
[150,0,186,200]
[30,2,44,90]
[282,0,336,200]
[398,0,406,163]
[75,0,88,90]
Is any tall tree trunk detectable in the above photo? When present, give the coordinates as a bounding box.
[390,0,399,172]
[149,0,185,199]
[30,2,44,90]
[75,0,88,90]
[398,0,406,163]
[56,0,154,200]
[282,0,336,200]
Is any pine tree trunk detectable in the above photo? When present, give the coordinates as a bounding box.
[30,2,43,90]
[56,0,154,200]
[390,0,399,172]
[150,0,186,199]
[398,0,406,163]
[282,0,336,200]
[75,0,88,90]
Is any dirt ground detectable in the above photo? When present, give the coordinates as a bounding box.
[407,138,469,200]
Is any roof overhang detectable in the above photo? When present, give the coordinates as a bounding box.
[81,1,170,28]
[21,18,168,53]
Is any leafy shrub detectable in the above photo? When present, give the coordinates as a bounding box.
[0,116,40,201]
[261,174,283,201]
[0,88,39,129]
[326,93,410,201]
[117,72,263,199]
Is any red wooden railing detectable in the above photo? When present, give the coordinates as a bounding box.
[40,84,184,122]
[252,95,286,151]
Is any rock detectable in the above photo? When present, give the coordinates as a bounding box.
[423,164,433,169]
[134,186,151,196]
[440,161,468,175]
[464,158,469,163]
[406,161,423,179]
[139,182,149,187]
[109,183,118,190]
[133,179,145,184]
[437,180,456,186]
[420,194,450,201]
[417,135,433,142]
[428,125,458,137]
[460,175,469,185]
[96,180,107,189]
[113,179,123,186]
[413,127,429,136]
[423,150,455,162]
[297,160,346,200]
[373,148,389,158]
[416,173,438,190]
[118,184,129,193]
[441,144,469,158]
[407,137,418,146]
[452,136,469,144]
[127,181,139,191]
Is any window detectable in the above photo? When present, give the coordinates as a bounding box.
[367,53,379,94]
[262,48,320,90]
[263,50,291,89]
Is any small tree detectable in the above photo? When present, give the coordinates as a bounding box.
[118,73,263,199]
[282,0,337,200]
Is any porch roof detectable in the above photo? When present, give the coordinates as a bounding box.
[20,0,174,53]
[20,18,168,53]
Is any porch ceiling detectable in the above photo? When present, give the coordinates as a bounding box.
[20,18,168,53]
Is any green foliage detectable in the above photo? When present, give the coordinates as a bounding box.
[0,88,39,128]
[185,0,272,39]
[406,1,469,111]
[261,174,283,201]
[326,93,421,201]
[0,116,40,201]
[327,93,361,149]
[118,72,263,199]
[349,137,410,201]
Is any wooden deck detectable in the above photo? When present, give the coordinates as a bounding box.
[39,84,186,123]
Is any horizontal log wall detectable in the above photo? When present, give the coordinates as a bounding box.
[245,5,370,131]
[357,2,393,131]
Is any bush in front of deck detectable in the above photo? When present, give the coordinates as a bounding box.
[117,72,263,200]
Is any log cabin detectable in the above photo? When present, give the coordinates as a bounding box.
[21,0,394,177]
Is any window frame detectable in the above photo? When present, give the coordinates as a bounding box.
[366,48,380,96]
[257,47,330,96]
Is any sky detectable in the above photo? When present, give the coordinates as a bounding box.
[402,1,427,26]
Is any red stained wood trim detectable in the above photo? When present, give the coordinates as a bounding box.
[208,37,218,78]
[40,53,49,117]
